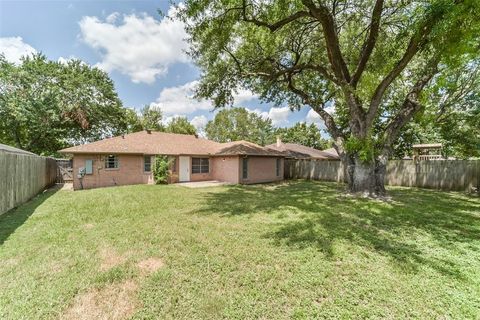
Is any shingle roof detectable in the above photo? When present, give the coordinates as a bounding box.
[266,142,339,160]
[59,131,221,155]
[215,140,285,157]
[59,131,283,157]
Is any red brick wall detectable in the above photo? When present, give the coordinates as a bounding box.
[72,154,284,189]
[73,154,153,190]
[240,156,284,184]
[211,156,240,184]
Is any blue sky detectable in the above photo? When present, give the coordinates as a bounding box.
[0,0,323,131]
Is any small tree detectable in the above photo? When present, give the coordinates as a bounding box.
[205,107,275,145]
[166,116,197,135]
[152,155,171,184]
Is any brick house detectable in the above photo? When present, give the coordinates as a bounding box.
[59,130,285,190]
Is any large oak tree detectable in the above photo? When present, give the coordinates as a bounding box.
[178,0,479,196]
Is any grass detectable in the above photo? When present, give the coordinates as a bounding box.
[0,181,479,319]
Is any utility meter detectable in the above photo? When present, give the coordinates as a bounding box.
[78,167,86,179]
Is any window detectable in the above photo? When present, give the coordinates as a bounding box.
[85,159,93,175]
[276,158,281,176]
[104,155,119,169]
[242,158,248,179]
[144,155,152,172]
[171,157,177,173]
[192,157,209,174]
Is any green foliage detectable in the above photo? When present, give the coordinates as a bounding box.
[0,54,126,156]
[392,60,480,159]
[178,0,480,160]
[140,105,164,131]
[275,122,330,150]
[205,107,275,145]
[345,137,375,163]
[152,155,171,184]
[125,105,164,133]
[166,117,197,135]
[125,110,197,136]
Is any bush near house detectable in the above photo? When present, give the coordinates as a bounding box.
[152,155,171,184]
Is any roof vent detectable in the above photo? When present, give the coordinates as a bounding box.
[194,133,198,138]
[276,136,282,147]
[146,129,152,134]
[122,134,125,139]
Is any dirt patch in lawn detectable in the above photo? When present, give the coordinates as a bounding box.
[83,223,95,230]
[62,280,138,320]
[99,247,128,271]
[137,257,164,275]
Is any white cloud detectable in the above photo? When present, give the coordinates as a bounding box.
[0,37,37,64]
[105,12,120,24]
[190,115,208,129]
[267,106,290,126]
[248,106,291,126]
[150,80,257,115]
[151,81,211,114]
[57,55,80,64]
[324,101,335,115]
[79,6,188,84]
[233,88,258,104]
[305,108,327,130]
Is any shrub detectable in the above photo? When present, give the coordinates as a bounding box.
[153,155,171,184]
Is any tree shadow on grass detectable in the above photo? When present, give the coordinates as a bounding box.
[197,181,480,278]
[0,185,60,246]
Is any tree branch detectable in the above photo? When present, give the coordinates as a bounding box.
[286,73,344,140]
[241,0,309,32]
[381,60,439,153]
[366,10,445,129]
[301,0,351,83]
[350,0,384,87]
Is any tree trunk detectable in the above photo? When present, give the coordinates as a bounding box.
[344,153,386,197]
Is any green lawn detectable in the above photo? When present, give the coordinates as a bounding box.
[0,181,479,319]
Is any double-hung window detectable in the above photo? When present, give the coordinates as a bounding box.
[242,158,248,179]
[192,158,209,174]
[144,155,152,172]
[104,155,119,169]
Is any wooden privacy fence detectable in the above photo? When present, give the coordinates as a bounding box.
[284,159,480,192]
[0,150,57,215]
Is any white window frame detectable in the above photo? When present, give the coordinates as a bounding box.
[104,154,119,170]
[192,157,209,174]
[144,155,152,172]
[242,157,248,179]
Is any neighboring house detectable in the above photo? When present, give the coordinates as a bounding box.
[267,138,340,160]
[59,130,285,190]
